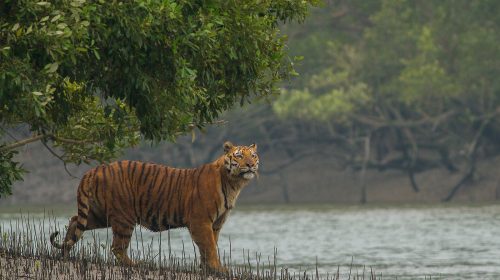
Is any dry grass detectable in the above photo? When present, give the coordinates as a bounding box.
[0,213,382,280]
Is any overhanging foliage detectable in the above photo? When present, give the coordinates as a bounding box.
[0,0,317,196]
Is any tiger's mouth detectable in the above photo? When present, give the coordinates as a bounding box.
[239,170,256,179]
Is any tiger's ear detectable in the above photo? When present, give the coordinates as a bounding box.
[223,141,234,153]
[249,143,257,151]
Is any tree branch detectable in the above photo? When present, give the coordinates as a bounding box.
[0,134,46,152]
[442,164,475,202]
[442,117,492,202]
[391,108,420,192]
[40,140,79,179]
[1,133,96,152]
[52,136,94,145]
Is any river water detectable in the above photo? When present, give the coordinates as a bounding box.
[1,203,500,279]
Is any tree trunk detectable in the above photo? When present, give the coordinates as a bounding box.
[279,172,290,203]
[442,165,474,202]
[442,118,490,201]
[359,136,370,204]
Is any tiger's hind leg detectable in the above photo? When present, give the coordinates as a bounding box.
[61,215,78,257]
[110,221,135,266]
[50,184,93,252]
[49,215,79,257]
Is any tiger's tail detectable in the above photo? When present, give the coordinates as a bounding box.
[50,175,92,252]
[50,231,66,249]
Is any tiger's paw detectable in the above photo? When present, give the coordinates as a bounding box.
[202,264,229,277]
[112,249,136,266]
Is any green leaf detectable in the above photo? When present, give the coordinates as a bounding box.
[44,62,59,73]
[36,1,51,6]
[11,23,20,32]
[51,15,62,22]
[93,49,100,60]
[25,25,33,34]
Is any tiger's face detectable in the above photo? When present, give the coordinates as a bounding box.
[223,141,259,180]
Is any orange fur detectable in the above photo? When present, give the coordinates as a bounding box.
[50,141,259,273]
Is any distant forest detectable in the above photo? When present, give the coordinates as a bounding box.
[4,0,500,204]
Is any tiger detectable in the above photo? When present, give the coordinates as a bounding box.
[50,141,259,273]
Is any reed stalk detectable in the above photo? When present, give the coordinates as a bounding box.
[0,212,378,280]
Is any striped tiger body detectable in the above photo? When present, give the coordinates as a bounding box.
[50,141,259,273]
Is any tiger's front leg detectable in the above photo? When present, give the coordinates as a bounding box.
[213,211,229,245]
[189,223,227,274]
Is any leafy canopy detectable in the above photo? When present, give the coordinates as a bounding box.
[0,0,317,197]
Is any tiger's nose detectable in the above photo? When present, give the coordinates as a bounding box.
[246,161,254,167]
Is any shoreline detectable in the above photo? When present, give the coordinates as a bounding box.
[0,258,197,280]
[0,248,366,280]
[0,250,219,280]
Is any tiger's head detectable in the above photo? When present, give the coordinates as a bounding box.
[223,141,259,180]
